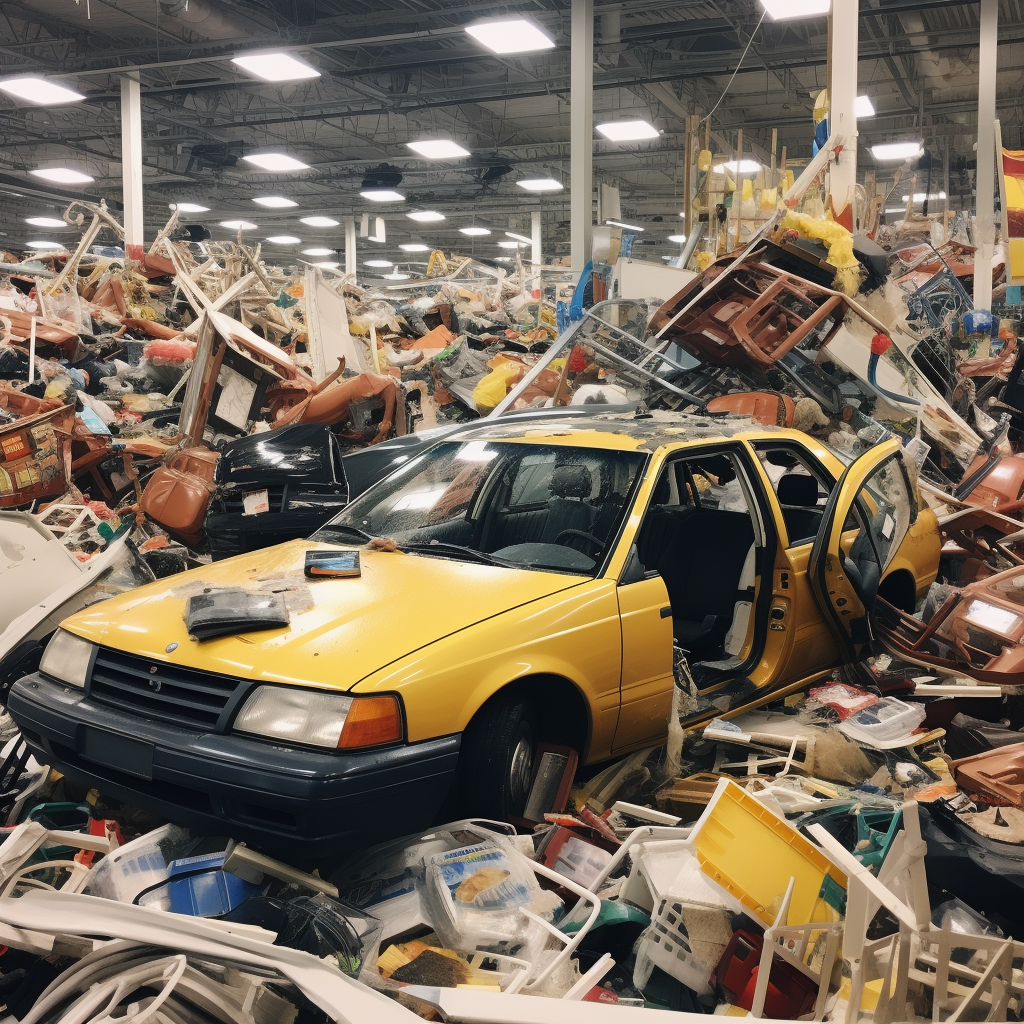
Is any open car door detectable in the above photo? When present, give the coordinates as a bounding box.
[808,437,918,663]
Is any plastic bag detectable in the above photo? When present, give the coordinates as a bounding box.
[472,365,519,414]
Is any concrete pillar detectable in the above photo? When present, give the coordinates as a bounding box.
[120,74,144,250]
[975,0,998,310]
[827,0,858,229]
[344,216,357,276]
[570,0,594,273]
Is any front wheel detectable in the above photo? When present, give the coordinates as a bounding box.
[458,691,538,821]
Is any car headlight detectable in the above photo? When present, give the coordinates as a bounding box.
[233,686,403,750]
[39,630,95,689]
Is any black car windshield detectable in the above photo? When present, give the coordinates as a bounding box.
[316,440,646,575]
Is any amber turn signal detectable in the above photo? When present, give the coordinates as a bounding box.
[338,695,403,749]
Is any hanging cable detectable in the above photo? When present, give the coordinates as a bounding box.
[699,10,768,126]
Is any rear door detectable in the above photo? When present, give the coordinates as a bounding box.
[807,438,918,662]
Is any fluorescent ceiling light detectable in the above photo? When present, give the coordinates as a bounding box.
[855,95,875,118]
[253,196,297,208]
[407,210,445,222]
[400,243,430,252]
[902,191,946,201]
[265,235,301,244]
[596,120,659,142]
[360,189,405,202]
[0,76,85,105]
[607,220,644,232]
[241,153,309,172]
[884,208,907,214]
[301,247,334,256]
[25,216,67,228]
[495,257,512,263]
[171,202,209,213]
[713,159,761,174]
[364,260,393,268]
[465,18,555,55]
[668,234,687,243]
[517,178,562,191]
[460,226,491,236]
[30,167,93,184]
[231,53,320,82]
[220,219,257,230]
[384,272,411,280]
[506,231,533,244]
[758,0,831,20]
[871,141,923,161]
[497,240,522,248]
[313,261,340,269]
[300,215,339,227]
[406,139,471,159]
[26,240,66,249]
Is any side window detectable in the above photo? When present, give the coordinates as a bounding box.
[850,454,916,572]
[752,444,835,547]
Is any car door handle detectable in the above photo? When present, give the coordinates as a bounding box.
[660,606,673,619]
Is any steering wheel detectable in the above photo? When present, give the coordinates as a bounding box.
[554,529,604,557]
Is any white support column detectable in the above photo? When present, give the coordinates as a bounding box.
[975,0,999,310]
[827,0,858,229]
[344,216,357,276]
[120,74,144,251]
[570,0,594,273]
[531,210,543,298]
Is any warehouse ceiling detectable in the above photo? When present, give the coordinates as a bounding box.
[0,0,1022,267]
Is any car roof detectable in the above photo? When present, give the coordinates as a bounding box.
[460,411,796,453]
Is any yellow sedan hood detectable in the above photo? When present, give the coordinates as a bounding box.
[61,540,585,690]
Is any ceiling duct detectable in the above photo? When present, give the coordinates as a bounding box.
[360,164,403,190]
[187,141,244,173]
[480,164,513,183]
[160,0,257,40]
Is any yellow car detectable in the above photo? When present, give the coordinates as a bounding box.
[9,415,939,852]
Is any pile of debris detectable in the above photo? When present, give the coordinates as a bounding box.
[1,687,1024,1023]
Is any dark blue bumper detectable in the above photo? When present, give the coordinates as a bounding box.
[9,673,460,855]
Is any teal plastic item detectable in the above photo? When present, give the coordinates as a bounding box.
[560,897,650,935]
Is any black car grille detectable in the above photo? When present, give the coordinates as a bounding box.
[88,648,241,731]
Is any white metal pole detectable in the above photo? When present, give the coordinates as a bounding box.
[344,216,357,277]
[570,0,594,273]
[531,210,542,296]
[975,0,998,310]
[120,74,144,252]
[27,317,36,385]
[827,0,858,230]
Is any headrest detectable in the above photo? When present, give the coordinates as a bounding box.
[777,472,819,507]
[550,464,593,499]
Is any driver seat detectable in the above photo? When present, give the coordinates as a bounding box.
[541,464,596,546]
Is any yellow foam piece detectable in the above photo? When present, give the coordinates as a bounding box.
[698,149,712,172]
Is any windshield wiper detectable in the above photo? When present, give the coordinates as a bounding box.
[398,541,510,566]
[314,523,374,543]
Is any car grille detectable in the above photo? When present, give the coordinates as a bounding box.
[88,648,241,731]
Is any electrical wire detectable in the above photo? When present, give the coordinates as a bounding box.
[699,9,768,126]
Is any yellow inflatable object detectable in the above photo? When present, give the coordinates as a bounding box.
[781,211,862,296]
[472,365,520,414]
[697,149,712,172]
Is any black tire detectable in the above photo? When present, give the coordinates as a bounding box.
[458,690,538,821]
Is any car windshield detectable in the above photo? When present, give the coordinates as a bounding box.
[316,440,646,575]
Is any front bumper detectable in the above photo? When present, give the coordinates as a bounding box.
[9,673,460,855]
